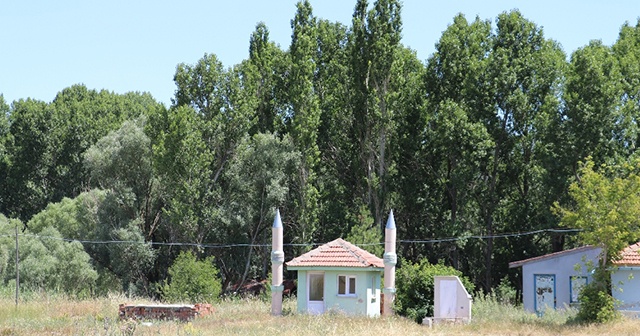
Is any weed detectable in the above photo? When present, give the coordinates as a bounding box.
[1,292,640,335]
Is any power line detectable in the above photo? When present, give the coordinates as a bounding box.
[398,228,582,244]
[0,228,582,249]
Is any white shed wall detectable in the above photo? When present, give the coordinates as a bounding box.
[612,268,640,311]
[520,247,601,313]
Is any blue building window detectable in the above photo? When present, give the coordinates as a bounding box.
[570,276,588,303]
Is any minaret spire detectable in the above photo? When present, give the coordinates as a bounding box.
[383,210,397,316]
[271,209,285,315]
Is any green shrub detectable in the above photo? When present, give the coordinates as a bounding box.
[0,217,97,297]
[570,266,619,324]
[492,276,518,306]
[394,259,474,323]
[161,251,222,304]
[94,266,122,297]
[575,282,618,323]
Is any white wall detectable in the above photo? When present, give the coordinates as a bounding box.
[434,276,471,320]
[520,247,601,313]
[612,268,640,311]
[295,269,382,316]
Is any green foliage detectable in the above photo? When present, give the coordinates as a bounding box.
[473,292,577,326]
[26,186,156,296]
[94,266,122,297]
[245,22,287,134]
[554,158,639,323]
[574,282,618,323]
[394,259,474,323]
[27,189,106,240]
[82,118,161,295]
[173,53,225,116]
[165,52,257,258]
[108,220,156,296]
[0,215,17,283]
[222,133,300,282]
[148,105,218,247]
[491,276,518,306]
[345,205,383,256]
[348,0,404,233]
[554,158,640,264]
[573,267,618,324]
[564,41,623,166]
[4,3,640,306]
[1,86,160,223]
[161,251,222,304]
[0,96,10,197]
[0,214,97,296]
[289,0,321,250]
[84,118,154,205]
[3,98,56,221]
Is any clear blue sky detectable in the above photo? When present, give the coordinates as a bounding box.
[1,1,639,106]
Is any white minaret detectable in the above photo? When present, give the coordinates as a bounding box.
[271,209,285,315]
[383,209,397,316]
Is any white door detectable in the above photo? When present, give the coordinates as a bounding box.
[534,274,556,315]
[307,273,324,314]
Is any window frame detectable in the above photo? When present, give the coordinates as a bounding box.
[337,274,357,297]
[570,275,588,303]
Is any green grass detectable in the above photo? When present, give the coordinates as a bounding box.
[1,293,640,335]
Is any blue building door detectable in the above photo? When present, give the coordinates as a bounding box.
[534,274,556,315]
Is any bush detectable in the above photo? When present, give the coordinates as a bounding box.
[94,266,122,297]
[0,217,97,297]
[161,251,222,304]
[575,282,618,323]
[108,220,156,296]
[573,267,619,323]
[491,276,518,306]
[394,259,474,323]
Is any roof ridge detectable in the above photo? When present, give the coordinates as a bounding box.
[613,240,640,266]
[508,245,599,268]
[286,237,383,268]
[339,239,370,266]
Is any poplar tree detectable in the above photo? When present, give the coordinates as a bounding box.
[479,11,565,289]
[348,0,402,231]
[245,22,287,135]
[289,0,321,248]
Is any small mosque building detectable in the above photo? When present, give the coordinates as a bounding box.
[271,210,397,317]
[286,238,384,316]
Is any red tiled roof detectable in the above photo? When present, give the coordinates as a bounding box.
[508,245,599,268]
[286,238,384,269]
[613,242,640,266]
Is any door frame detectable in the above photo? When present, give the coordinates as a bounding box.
[307,272,325,314]
[534,274,556,314]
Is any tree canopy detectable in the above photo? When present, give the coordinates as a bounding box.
[2,2,640,300]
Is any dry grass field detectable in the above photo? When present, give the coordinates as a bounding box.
[2,294,640,335]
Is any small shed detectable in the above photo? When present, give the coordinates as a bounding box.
[509,246,601,314]
[286,238,384,316]
[433,276,472,321]
[423,276,473,326]
[612,242,640,312]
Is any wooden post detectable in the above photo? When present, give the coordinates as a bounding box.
[271,209,284,315]
[383,210,397,316]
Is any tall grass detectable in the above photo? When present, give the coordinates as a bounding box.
[472,291,576,325]
[2,291,640,335]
